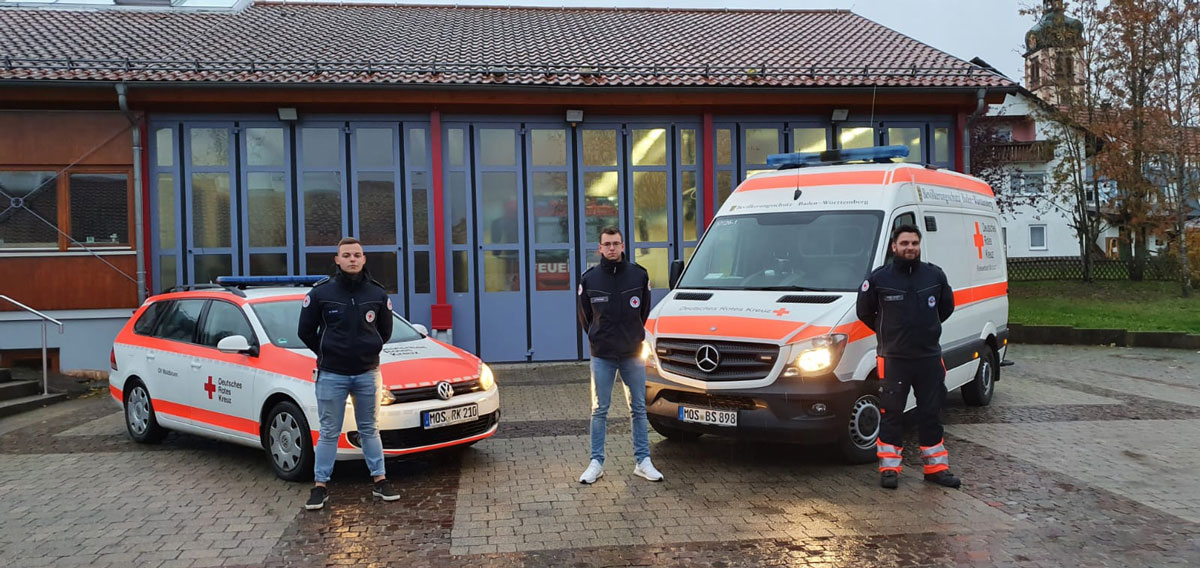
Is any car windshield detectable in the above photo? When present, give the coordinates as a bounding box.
[678,210,884,291]
[250,299,424,349]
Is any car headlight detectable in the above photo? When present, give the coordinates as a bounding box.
[379,388,396,406]
[784,334,848,377]
[479,362,495,391]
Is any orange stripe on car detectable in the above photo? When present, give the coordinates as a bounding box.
[735,170,890,193]
[153,399,260,436]
[110,384,122,401]
[898,167,994,197]
[954,282,1007,307]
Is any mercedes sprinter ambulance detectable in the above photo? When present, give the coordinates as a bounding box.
[643,146,1008,463]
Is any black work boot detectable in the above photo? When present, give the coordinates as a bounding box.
[924,470,962,489]
[880,470,899,489]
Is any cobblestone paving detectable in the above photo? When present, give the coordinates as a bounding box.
[1,344,1199,567]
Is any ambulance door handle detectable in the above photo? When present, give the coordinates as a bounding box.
[145,353,156,361]
[190,361,203,369]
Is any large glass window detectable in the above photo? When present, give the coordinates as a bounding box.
[887,127,923,163]
[583,171,619,238]
[839,126,876,149]
[192,173,232,248]
[632,171,667,242]
[69,173,129,246]
[679,211,884,292]
[246,172,287,247]
[793,128,828,153]
[0,171,59,248]
[631,128,667,166]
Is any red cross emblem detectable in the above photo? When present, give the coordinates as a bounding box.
[204,376,216,399]
[773,307,790,317]
[972,222,985,259]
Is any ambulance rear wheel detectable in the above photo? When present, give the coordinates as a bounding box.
[650,419,701,441]
[124,380,167,444]
[837,390,882,464]
[265,401,314,482]
[962,345,996,407]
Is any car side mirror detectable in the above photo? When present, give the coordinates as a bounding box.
[668,259,685,290]
[412,323,429,337]
[217,335,257,356]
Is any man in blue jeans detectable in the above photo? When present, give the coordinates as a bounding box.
[298,237,398,510]
[576,227,663,484]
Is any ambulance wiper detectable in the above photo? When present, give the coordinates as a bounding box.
[751,285,831,291]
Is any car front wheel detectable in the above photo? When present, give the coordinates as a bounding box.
[264,400,315,482]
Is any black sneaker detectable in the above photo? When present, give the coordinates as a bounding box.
[924,471,962,489]
[305,486,328,511]
[880,470,899,490]
[372,479,400,502]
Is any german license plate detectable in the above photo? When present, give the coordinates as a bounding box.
[678,406,737,427]
[423,404,479,429]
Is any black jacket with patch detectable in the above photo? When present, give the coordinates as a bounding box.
[856,258,955,360]
[577,255,651,359]
[297,268,394,375]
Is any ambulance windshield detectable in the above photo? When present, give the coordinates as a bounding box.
[251,299,424,349]
[678,210,883,292]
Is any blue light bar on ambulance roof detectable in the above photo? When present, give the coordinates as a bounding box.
[215,275,325,287]
[766,145,910,169]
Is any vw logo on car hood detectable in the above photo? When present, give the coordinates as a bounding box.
[695,344,721,373]
[436,381,455,400]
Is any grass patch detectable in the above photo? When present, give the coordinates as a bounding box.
[1009,280,1200,334]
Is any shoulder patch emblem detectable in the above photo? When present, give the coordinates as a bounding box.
[928,295,937,308]
[365,310,376,323]
[577,284,583,296]
[861,280,870,292]
[303,295,311,308]
[386,298,392,311]
[630,296,641,308]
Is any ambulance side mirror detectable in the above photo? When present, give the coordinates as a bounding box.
[412,324,429,337]
[217,335,257,356]
[668,260,685,290]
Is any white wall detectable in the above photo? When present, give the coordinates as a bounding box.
[0,309,132,371]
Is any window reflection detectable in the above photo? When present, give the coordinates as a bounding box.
[631,128,667,166]
[583,171,619,240]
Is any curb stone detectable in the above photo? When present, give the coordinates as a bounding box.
[1010,323,1200,349]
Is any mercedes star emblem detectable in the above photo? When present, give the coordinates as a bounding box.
[436,381,455,400]
[695,344,721,373]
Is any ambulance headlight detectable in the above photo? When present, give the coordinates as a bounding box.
[641,340,653,362]
[379,388,396,406]
[787,334,848,377]
[479,363,495,391]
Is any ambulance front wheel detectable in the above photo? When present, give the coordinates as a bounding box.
[962,345,997,407]
[649,419,702,441]
[124,380,167,444]
[837,387,882,464]
[265,400,315,482]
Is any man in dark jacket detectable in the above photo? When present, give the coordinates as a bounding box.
[857,224,961,490]
[576,227,662,484]
[298,237,397,510]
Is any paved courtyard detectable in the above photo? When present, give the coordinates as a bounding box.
[2,344,1200,567]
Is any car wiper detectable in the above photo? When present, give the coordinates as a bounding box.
[681,286,742,290]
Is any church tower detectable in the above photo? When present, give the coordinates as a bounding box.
[1024,0,1085,105]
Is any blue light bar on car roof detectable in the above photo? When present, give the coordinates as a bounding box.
[215,275,325,286]
[767,145,910,169]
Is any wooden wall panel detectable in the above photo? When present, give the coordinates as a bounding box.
[0,254,138,311]
[0,112,133,166]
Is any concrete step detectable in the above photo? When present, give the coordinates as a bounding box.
[0,393,69,419]
[0,380,41,402]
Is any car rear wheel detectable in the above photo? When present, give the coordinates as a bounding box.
[962,345,997,407]
[265,400,314,482]
[837,387,882,464]
[124,381,168,444]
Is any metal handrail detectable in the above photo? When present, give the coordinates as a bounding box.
[0,295,65,396]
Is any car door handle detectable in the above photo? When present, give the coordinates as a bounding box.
[190,361,203,369]
[145,353,156,360]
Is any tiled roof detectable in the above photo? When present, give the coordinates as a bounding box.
[0,2,1015,89]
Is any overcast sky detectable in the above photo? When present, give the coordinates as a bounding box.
[360,0,1033,85]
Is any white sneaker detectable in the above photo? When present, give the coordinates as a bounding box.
[633,457,664,482]
[579,459,604,484]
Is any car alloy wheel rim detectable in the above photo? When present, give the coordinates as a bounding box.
[270,412,304,472]
[848,395,882,450]
[127,387,150,434]
[980,359,993,394]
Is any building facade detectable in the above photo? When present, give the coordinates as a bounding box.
[0,2,1014,367]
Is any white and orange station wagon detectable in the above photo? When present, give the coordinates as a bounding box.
[109,276,499,481]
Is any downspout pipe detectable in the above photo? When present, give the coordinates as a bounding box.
[962,88,987,173]
[116,83,147,304]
